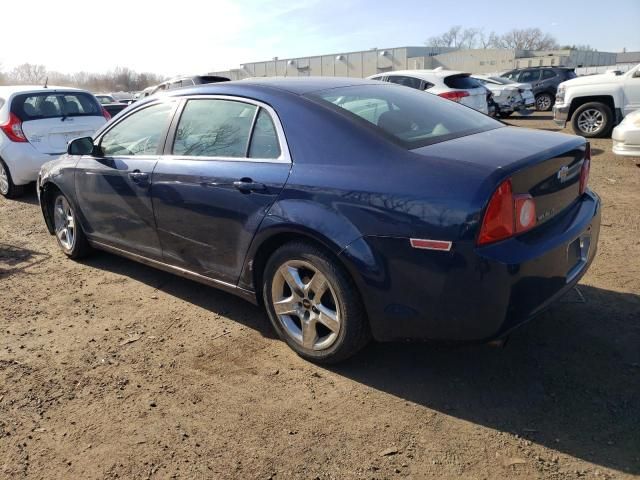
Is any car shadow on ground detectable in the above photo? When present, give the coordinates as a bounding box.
[12,184,39,206]
[330,285,640,474]
[0,243,49,278]
[83,250,639,474]
[82,251,276,339]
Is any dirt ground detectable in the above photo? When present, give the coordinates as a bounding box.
[1,112,639,480]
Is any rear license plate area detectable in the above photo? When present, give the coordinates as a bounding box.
[566,234,591,283]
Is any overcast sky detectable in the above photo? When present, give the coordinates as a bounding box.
[2,0,639,76]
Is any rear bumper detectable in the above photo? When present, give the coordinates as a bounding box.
[341,191,601,342]
[0,142,61,185]
[612,123,640,157]
[553,104,570,127]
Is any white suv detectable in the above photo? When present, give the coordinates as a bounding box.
[0,86,108,198]
[368,69,489,114]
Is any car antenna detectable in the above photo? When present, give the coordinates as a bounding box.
[43,77,48,88]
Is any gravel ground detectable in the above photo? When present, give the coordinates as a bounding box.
[1,112,639,479]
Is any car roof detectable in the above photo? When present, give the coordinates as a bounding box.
[370,69,469,80]
[0,85,89,97]
[166,76,384,96]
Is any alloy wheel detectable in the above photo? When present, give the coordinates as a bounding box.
[54,196,76,251]
[536,94,552,111]
[577,109,604,134]
[0,163,8,195]
[271,260,341,351]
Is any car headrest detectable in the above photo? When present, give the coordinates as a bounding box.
[377,110,412,135]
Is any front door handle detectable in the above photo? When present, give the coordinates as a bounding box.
[128,170,149,185]
[233,178,266,192]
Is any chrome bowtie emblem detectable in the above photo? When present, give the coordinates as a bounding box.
[557,165,570,183]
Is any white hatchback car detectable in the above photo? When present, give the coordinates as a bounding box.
[0,86,108,198]
[368,69,489,114]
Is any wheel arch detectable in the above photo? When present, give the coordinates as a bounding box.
[39,180,64,234]
[567,95,615,121]
[241,223,356,303]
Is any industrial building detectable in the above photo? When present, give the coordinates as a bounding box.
[210,46,620,80]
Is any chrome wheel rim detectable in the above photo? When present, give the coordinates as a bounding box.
[54,196,76,251]
[577,109,604,134]
[0,163,8,195]
[536,95,551,110]
[271,260,341,351]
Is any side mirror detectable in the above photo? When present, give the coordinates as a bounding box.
[67,136,95,156]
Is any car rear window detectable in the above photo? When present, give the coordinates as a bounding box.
[11,92,101,121]
[443,74,483,90]
[309,84,502,149]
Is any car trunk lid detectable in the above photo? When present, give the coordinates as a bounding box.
[21,117,104,154]
[413,126,588,227]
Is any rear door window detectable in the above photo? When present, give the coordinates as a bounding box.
[443,75,483,89]
[542,70,557,80]
[248,108,281,159]
[12,92,101,120]
[386,76,423,90]
[519,70,541,83]
[173,99,257,157]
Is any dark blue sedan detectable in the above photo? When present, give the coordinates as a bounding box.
[38,77,600,363]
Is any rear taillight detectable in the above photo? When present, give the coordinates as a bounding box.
[438,91,470,102]
[478,179,538,246]
[101,107,111,121]
[579,144,591,195]
[0,112,27,142]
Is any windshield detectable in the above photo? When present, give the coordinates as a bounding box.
[12,92,102,120]
[309,84,501,149]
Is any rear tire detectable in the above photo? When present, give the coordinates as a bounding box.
[535,93,554,111]
[498,112,512,119]
[262,241,370,364]
[0,159,25,199]
[571,102,613,138]
[51,192,91,259]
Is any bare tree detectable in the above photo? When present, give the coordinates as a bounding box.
[427,26,559,51]
[10,63,47,84]
[0,64,165,92]
[426,25,464,48]
[497,28,559,50]
[478,30,500,49]
[459,28,481,49]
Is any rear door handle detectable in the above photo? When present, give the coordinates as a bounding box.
[128,170,149,184]
[233,178,266,192]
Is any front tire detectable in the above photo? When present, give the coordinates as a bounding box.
[262,241,370,364]
[51,193,91,259]
[0,159,25,199]
[571,102,613,138]
[535,93,554,111]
